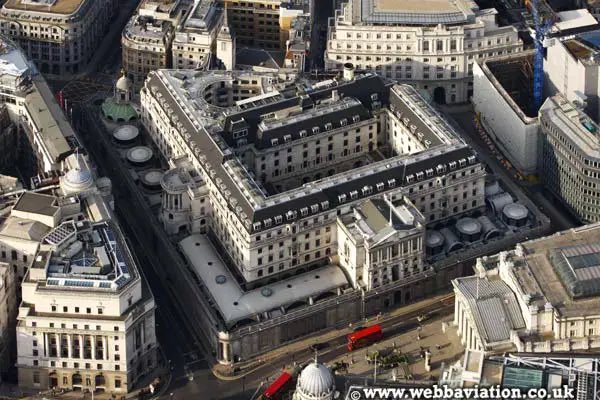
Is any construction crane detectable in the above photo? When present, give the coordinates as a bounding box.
[530,0,553,111]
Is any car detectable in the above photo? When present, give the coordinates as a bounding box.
[417,314,428,322]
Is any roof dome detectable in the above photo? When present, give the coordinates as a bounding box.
[101,97,138,122]
[116,72,132,92]
[62,168,93,194]
[296,362,335,400]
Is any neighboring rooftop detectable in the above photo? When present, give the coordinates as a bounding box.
[353,0,477,25]
[539,95,600,158]
[236,48,285,70]
[453,276,526,344]
[508,223,600,318]
[553,9,598,32]
[374,0,459,12]
[483,52,537,119]
[37,221,136,291]
[550,243,600,298]
[3,0,86,15]
[13,192,59,217]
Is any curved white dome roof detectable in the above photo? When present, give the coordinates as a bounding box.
[116,74,132,92]
[296,362,335,400]
[62,168,93,194]
[113,124,139,141]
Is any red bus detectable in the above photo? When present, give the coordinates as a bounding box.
[261,371,294,400]
[347,324,383,351]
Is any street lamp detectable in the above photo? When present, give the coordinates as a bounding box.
[373,351,379,384]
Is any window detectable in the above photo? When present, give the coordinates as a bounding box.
[86,308,91,314]
[51,305,56,312]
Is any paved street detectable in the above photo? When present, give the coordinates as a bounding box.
[440,105,579,233]
[309,0,334,70]
[330,314,462,383]
[46,0,138,94]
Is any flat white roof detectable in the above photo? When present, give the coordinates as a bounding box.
[554,9,597,32]
[179,234,350,325]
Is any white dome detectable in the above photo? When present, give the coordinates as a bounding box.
[296,363,335,400]
[113,125,139,142]
[116,74,132,92]
[62,168,93,194]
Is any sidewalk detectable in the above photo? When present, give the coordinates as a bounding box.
[212,292,453,381]
[16,367,171,400]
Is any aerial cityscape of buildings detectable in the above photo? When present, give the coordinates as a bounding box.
[0,0,598,399]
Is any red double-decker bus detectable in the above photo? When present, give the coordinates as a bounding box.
[347,324,383,351]
[261,371,294,400]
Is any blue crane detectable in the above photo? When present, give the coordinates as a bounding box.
[531,0,553,111]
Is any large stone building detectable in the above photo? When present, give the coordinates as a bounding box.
[122,0,223,88]
[0,0,117,76]
[140,67,548,363]
[325,0,522,103]
[0,36,79,178]
[545,27,600,122]
[8,105,158,396]
[539,94,600,223]
[471,52,540,176]
[172,0,222,70]
[0,33,157,394]
[222,0,305,50]
[121,0,189,88]
[454,222,600,354]
[16,213,157,394]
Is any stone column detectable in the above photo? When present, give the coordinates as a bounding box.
[102,336,107,360]
[44,333,49,357]
[454,299,459,327]
[67,334,72,359]
[57,334,62,358]
[91,335,96,360]
[79,335,83,359]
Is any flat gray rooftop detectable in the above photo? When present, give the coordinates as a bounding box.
[13,192,58,217]
[517,224,600,318]
[179,234,350,326]
[454,276,525,344]
[358,0,473,25]
[374,0,459,12]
